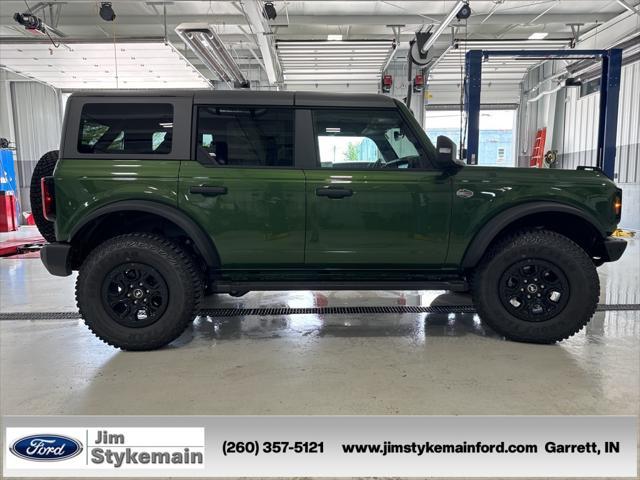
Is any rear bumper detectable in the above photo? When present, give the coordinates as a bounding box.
[602,236,627,262]
[40,242,72,276]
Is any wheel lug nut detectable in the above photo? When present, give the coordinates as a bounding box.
[527,295,531,298]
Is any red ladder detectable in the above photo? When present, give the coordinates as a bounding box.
[530,127,547,168]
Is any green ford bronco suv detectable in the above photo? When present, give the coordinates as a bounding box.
[31,90,626,350]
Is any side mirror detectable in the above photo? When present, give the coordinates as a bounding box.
[436,135,459,166]
[436,135,465,170]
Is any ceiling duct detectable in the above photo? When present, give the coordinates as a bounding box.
[176,23,249,88]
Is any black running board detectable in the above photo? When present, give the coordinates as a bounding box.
[212,280,470,295]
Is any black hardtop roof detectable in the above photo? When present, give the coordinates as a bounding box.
[68,89,398,108]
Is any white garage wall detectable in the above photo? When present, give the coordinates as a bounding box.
[10,81,63,218]
[559,61,640,231]
[518,57,640,231]
[0,70,17,143]
[561,61,640,182]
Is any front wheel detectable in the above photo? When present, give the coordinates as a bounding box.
[76,233,203,350]
[472,230,599,343]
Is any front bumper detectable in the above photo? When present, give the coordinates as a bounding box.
[602,236,627,262]
[40,242,72,276]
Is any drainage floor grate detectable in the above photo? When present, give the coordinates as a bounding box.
[1,303,639,321]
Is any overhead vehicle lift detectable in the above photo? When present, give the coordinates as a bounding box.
[463,48,623,179]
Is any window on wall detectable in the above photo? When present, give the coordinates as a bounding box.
[78,103,174,154]
[195,106,294,167]
[579,78,600,98]
[313,109,426,169]
[424,109,515,167]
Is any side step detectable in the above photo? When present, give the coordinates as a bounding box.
[212,280,469,295]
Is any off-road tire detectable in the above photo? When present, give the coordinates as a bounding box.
[76,233,203,350]
[29,150,59,242]
[472,229,599,343]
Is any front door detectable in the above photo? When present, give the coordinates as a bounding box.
[304,108,451,267]
[179,105,305,268]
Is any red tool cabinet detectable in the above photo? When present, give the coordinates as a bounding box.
[0,191,17,232]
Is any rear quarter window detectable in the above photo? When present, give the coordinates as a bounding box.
[77,103,174,155]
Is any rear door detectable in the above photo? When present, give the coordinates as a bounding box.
[178,103,306,268]
[303,108,451,267]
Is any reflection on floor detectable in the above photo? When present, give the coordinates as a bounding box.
[0,232,638,419]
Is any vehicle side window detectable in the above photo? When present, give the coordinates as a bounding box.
[195,106,294,167]
[312,109,426,170]
[77,103,174,155]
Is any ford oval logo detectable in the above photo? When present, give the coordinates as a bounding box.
[10,434,83,462]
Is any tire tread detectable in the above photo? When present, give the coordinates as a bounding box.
[471,229,599,343]
[76,233,203,350]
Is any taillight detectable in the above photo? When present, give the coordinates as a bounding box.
[614,188,622,222]
[40,176,56,221]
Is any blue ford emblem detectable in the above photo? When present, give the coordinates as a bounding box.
[10,434,83,461]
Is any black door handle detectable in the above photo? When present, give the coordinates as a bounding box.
[190,185,228,197]
[316,186,353,199]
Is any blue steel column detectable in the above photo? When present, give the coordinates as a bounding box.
[464,50,482,165]
[597,48,622,180]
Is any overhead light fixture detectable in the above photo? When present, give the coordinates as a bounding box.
[327,35,343,41]
[99,2,116,22]
[263,2,277,20]
[176,24,249,88]
[12,12,46,35]
[528,32,549,40]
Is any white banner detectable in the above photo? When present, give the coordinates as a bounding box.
[2,416,637,477]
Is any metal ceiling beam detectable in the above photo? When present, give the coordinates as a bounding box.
[239,0,281,85]
[527,1,559,25]
[481,0,504,24]
[0,14,619,27]
[615,0,640,16]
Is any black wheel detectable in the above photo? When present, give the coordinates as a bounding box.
[29,150,58,243]
[76,233,203,350]
[472,230,599,343]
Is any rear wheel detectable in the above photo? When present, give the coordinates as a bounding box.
[29,150,59,242]
[76,233,203,350]
[472,230,599,343]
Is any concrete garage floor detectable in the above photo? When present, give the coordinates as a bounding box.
[1,228,638,418]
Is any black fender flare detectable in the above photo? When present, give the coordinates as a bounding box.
[461,201,606,269]
[69,200,221,267]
